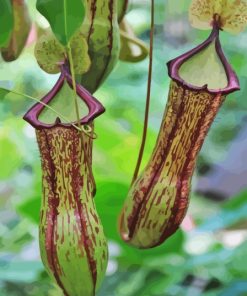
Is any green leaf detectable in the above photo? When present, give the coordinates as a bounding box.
[220,282,247,296]
[0,260,44,283]
[197,191,247,232]
[34,32,66,74]
[0,87,10,100]
[223,190,247,210]
[0,136,23,179]
[36,0,86,45]
[35,30,91,74]
[0,0,13,47]
[17,197,40,224]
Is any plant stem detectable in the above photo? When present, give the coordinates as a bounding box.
[131,0,154,185]
[63,0,82,133]
[67,40,95,190]
[67,43,82,133]
[8,89,82,132]
[3,88,94,136]
[64,0,83,134]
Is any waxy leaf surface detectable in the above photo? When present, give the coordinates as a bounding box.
[36,0,85,45]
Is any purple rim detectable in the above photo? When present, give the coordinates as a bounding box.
[167,24,240,95]
[23,67,105,129]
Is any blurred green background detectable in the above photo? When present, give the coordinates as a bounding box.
[1,0,247,295]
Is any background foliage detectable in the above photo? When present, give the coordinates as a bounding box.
[1,0,247,295]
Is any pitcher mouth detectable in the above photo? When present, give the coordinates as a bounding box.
[23,66,105,130]
[167,23,240,95]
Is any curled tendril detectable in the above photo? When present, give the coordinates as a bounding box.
[82,125,98,140]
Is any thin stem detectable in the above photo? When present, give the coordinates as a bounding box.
[63,0,69,43]
[9,89,82,132]
[64,0,82,133]
[3,88,94,137]
[131,0,155,185]
[67,39,95,191]
[67,43,82,132]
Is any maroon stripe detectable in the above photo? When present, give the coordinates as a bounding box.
[141,191,158,228]
[71,134,98,291]
[42,131,69,296]
[94,0,114,89]
[127,87,186,240]
[155,92,223,247]
[87,0,97,43]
